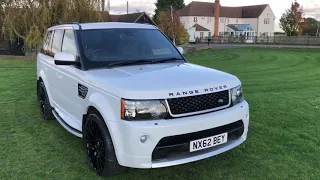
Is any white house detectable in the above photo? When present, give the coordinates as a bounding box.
[179,1,276,39]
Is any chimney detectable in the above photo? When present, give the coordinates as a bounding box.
[214,0,220,41]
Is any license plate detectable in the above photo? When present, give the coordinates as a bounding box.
[190,133,228,152]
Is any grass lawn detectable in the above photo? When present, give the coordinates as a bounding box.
[1,48,320,180]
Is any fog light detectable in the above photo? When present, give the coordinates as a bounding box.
[140,135,148,143]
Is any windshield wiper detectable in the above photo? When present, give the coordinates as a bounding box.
[151,57,185,64]
[108,60,153,67]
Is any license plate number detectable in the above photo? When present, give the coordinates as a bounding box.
[190,133,228,152]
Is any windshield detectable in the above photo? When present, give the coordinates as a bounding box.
[80,28,183,66]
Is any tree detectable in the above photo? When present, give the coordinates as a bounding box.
[301,17,319,36]
[158,10,188,45]
[280,0,304,36]
[0,0,107,52]
[153,0,185,24]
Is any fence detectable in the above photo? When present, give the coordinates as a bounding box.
[196,35,320,46]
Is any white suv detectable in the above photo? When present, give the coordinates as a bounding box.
[36,22,249,177]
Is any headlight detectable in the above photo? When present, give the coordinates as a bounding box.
[121,99,168,120]
[231,85,244,105]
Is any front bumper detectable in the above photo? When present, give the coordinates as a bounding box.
[108,100,249,168]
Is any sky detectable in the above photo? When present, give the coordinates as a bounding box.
[109,0,320,32]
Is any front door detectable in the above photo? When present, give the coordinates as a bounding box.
[56,29,84,124]
[49,29,83,131]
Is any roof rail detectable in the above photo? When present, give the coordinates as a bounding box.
[59,22,80,24]
[59,22,82,30]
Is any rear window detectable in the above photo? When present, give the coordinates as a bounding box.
[42,31,53,55]
[51,30,64,56]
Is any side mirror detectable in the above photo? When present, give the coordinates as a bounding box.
[54,52,77,65]
[177,47,184,54]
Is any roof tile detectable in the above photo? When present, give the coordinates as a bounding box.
[179,1,269,18]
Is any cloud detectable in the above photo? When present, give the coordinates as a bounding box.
[110,0,155,14]
[303,4,320,20]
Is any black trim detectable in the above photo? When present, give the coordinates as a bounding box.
[52,109,82,135]
[54,60,79,66]
[78,83,88,99]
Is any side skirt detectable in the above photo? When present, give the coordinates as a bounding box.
[52,109,83,138]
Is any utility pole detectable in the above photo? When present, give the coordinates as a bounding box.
[127,1,129,22]
[316,24,320,37]
[171,5,175,45]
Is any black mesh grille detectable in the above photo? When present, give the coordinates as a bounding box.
[167,90,230,115]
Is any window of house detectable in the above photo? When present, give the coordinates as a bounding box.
[219,32,224,36]
[194,17,197,22]
[220,18,224,23]
[51,29,64,56]
[62,30,77,56]
[200,32,204,38]
[208,32,211,38]
[236,19,238,23]
[207,17,212,23]
[264,18,270,24]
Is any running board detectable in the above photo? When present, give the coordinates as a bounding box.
[52,109,82,138]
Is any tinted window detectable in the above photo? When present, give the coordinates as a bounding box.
[62,30,77,56]
[80,29,182,63]
[42,31,53,55]
[51,30,64,55]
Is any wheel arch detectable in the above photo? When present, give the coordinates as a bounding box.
[83,92,123,161]
[37,71,53,106]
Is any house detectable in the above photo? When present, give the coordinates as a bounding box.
[108,12,156,26]
[179,0,276,40]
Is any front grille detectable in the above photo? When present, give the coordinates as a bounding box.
[152,120,244,161]
[167,90,230,115]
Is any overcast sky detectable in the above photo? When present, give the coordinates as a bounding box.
[110,0,320,32]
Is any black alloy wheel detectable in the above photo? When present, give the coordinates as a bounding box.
[37,81,54,120]
[83,112,127,177]
[84,118,106,173]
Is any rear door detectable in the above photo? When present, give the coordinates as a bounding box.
[48,29,65,108]
[37,30,56,103]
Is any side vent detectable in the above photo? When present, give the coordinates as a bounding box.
[78,83,88,99]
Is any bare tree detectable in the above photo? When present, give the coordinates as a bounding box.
[0,0,107,51]
[158,9,188,45]
[101,0,105,11]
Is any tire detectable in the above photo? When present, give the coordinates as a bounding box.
[37,80,54,120]
[83,111,127,177]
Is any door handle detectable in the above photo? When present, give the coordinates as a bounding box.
[56,72,63,79]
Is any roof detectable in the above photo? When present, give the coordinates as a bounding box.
[109,14,120,22]
[241,4,269,18]
[48,22,157,31]
[227,24,252,31]
[192,24,210,31]
[178,1,217,16]
[108,12,156,25]
[115,12,144,22]
[179,1,269,18]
